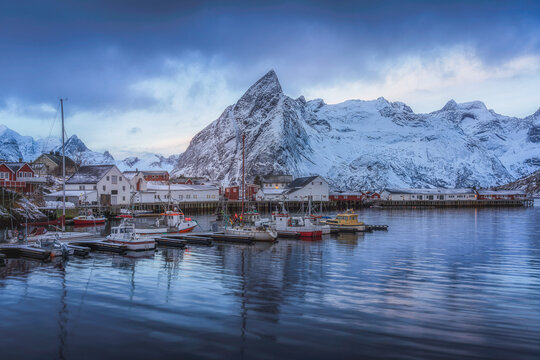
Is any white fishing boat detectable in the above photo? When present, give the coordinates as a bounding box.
[134,210,197,235]
[105,218,156,251]
[272,212,322,239]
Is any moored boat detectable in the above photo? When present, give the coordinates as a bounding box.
[321,210,366,232]
[272,212,322,239]
[73,214,106,225]
[225,211,277,242]
[31,234,74,258]
[105,218,156,251]
[134,210,198,235]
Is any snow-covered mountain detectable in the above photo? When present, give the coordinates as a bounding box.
[493,170,540,197]
[173,70,540,190]
[0,125,175,172]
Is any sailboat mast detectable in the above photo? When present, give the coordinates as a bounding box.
[241,132,245,222]
[60,98,66,232]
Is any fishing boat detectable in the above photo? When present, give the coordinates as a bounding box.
[222,133,277,242]
[134,210,197,235]
[272,212,322,239]
[73,214,106,225]
[31,234,74,258]
[105,218,156,251]
[225,211,277,241]
[321,210,366,232]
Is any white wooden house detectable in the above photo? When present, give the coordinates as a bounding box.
[66,165,130,205]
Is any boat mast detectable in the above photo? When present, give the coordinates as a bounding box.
[241,132,245,223]
[60,98,66,232]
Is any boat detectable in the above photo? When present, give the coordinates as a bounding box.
[222,133,277,242]
[105,218,156,251]
[225,211,277,241]
[73,214,106,225]
[320,210,366,232]
[134,210,198,235]
[272,212,322,239]
[30,234,74,258]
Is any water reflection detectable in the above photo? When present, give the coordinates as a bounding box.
[0,207,539,359]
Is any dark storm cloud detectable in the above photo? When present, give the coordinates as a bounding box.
[1,0,539,110]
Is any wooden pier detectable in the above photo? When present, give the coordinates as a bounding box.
[68,240,127,253]
[0,244,51,261]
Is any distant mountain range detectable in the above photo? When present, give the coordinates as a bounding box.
[494,170,540,196]
[173,70,540,190]
[0,124,177,172]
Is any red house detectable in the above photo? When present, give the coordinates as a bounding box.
[0,162,44,193]
[224,184,260,201]
[142,171,169,182]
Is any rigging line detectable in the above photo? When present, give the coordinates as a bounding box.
[44,101,61,153]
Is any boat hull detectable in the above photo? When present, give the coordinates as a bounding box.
[135,225,197,236]
[105,239,156,251]
[329,225,366,233]
[299,230,323,239]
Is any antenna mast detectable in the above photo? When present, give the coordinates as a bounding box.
[60,98,66,232]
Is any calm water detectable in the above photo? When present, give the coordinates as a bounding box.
[1,207,540,359]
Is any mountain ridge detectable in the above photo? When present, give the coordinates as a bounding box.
[173,70,540,190]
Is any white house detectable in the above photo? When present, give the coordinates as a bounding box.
[261,175,293,190]
[138,182,220,203]
[66,165,130,205]
[380,188,477,201]
[255,187,288,201]
[285,176,329,201]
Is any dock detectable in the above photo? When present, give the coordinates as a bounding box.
[68,240,127,253]
[0,244,51,261]
[365,225,389,232]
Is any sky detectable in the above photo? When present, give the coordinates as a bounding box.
[1,0,540,159]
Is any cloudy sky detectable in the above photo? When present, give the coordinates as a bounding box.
[1,0,539,158]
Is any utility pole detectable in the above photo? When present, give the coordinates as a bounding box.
[60,98,66,232]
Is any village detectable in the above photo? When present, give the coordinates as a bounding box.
[0,151,533,225]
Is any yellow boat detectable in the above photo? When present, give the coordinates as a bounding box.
[321,210,366,232]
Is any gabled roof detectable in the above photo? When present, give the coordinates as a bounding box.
[38,153,76,167]
[286,176,321,192]
[66,165,115,184]
[1,162,29,173]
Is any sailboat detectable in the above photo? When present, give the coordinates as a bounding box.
[224,133,277,242]
[32,99,95,243]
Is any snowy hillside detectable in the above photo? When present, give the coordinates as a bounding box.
[0,125,174,172]
[174,70,540,190]
[493,170,540,197]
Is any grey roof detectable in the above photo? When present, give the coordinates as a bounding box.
[38,153,76,167]
[286,176,321,192]
[383,188,476,195]
[66,165,115,184]
[262,175,293,184]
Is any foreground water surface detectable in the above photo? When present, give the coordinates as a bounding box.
[1,206,540,359]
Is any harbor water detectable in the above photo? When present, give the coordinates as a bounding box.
[1,206,539,359]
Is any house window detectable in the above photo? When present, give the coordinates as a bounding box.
[122,196,125,201]
[119,177,122,181]
[320,181,322,185]
[106,176,110,181]
[103,185,106,191]
[122,186,125,191]
[193,195,197,199]
[0,172,9,179]
[111,190,118,195]
[111,175,117,184]
[417,195,423,200]
[93,185,97,190]
[79,185,84,190]
[186,195,191,199]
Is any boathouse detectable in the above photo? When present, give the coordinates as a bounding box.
[134,181,220,203]
[224,184,260,201]
[66,165,130,205]
[476,190,527,200]
[44,189,98,206]
[381,188,477,201]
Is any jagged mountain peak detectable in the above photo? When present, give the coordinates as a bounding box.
[439,99,487,112]
[173,71,539,190]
